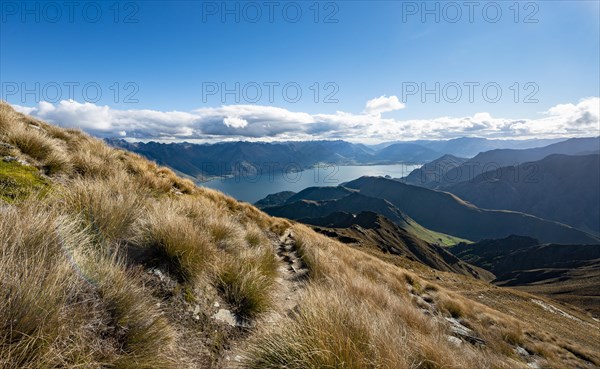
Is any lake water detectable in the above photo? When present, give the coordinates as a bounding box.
[199,163,421,203]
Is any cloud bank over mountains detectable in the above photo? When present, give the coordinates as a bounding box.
[12,96,599,143]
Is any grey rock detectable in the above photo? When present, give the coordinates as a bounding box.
[515,346,529,356]
[446,335,462,346]
[213,309,237,327]
[444,317,486,346]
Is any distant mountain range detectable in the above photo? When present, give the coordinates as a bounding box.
[451,235,600,315]
[402,154,468,186]
[371,143,441,163]
[403,137,600,189]
[399,138,600,235]
[257,177,599,245]
[369,137,565,157]
[107,137,578,180]
[445,154,600,235]
[107,139,375,179]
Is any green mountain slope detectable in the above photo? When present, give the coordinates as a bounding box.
[344,176,599,244]
[262,191,468,246]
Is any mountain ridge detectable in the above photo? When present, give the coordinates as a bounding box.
[344,176,599,244]
[444,154,600,235]
[407,137,600,189]
[305,211,494,280]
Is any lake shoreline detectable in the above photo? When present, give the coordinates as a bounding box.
[195,161,423,184]
[198,163,422,203]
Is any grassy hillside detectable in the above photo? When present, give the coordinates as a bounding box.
[305,211,491,279]
[1,102,599,369]
[451,235,600,315]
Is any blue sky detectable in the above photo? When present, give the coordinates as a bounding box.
[1,1,599,142]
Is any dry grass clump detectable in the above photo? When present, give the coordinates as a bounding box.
[207,215,245,250]
[213,222,278,319]
[0,205,88,368]
[244,224,269,248]
[244,285,410,369]
[55,174,146,242]
[123,153,197,195]
[0,116,72,175]
[215,253,276,319]
[4,124,57,161]
[290,226,330,279]
[134,200,215,283]
[83,255,177,369]
[0,102,19,131]
[70,137,124,178]
[243,282,502,369]
[559,342,600,366]
[130,193,279,319]
[437,293,470,318]
[43,148,72,175]
[169,196,279,319]
[43,124,86,144]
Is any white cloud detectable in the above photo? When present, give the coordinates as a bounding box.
[10,97,600,143]
[364,95,405,116]
[223,116,248,128]
[545,97,600,126]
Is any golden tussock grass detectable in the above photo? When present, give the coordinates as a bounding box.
[133,199,215,283]
[211,219,278,319]
[0,203,178,369]
[215,254,276,319]
[83,255,177,369]
[54,174,146,243]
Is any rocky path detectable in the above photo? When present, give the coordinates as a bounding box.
[261,229,309,325]
[220,229,308,368]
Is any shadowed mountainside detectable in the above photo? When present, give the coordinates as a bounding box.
[444,154,600,235]
[401,154,467,187]
[344,176,599,244]
[261,177,599,244]
[407,137,600,189]
[259,191,468,246]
